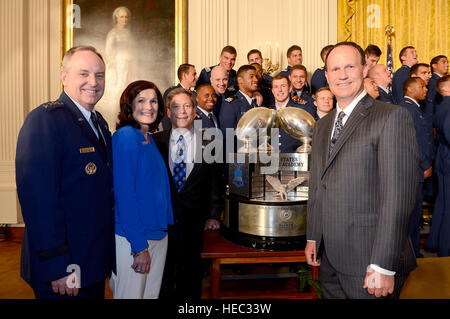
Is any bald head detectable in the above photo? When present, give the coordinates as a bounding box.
[210,66,228,94]
[368,64,392,89]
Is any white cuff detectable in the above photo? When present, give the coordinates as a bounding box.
[368,264,395,276]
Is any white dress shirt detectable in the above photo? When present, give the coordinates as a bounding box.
[312,89,396,276]
[66,92,106,142]
[239,90,256,106]
[404,96,420,108]
[275,100,289,111]
[169,128,195,179]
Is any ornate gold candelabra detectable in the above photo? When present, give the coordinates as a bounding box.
[263,58,280,75]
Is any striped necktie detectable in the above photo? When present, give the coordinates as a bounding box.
[173,135,186,192]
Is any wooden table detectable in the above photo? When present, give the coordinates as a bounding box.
[201,230,319,299]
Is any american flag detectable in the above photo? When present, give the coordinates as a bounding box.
[386,42,394,91]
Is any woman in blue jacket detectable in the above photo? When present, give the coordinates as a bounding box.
[110,80,173,298]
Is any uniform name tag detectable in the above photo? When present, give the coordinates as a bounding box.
[79,147,95,154]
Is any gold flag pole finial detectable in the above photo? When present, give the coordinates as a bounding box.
[385,25,395,44]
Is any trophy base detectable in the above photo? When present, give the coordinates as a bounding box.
[220,225,306,251]
[221,194,307,251]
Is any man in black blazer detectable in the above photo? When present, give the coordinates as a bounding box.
[305,42,419,299]
[153,88,223,299]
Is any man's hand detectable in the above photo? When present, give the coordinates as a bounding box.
[131,249,151,274]
[305,241,320,266]
[51,274,79,297]
[363,268,395,297]
[424,166,432,179]
[254,92,263,106]
[204,219,220,230]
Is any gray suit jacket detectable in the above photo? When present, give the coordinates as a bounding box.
[307,94,419,277]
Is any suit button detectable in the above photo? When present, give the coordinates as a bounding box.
[322,184,326,189]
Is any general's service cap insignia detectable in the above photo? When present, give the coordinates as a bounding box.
[85,162,97,175]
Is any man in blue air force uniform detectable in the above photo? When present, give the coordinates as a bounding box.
[196,46,238,92]
[15,46,115,299]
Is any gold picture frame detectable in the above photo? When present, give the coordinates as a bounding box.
[61,0,187,131]
[61,0,187,85]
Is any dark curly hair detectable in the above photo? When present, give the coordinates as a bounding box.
[116,80,165,132]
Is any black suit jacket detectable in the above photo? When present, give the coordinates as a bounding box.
[152,129,223,227]
[307,94,419,277]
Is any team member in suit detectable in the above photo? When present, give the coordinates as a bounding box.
[314,87,334,119]
[219,65,260,132]
[363,45,382,78]
[196,46,238,91]
[289,65,318,120]
[311,45,334,95]
[305,42,419,299]
[270,74,310,152]
[247,48,273,84]
[163,64,198,102]
[194,84,224,231]
[411,63,432,115]
[110,81,173,299]
[15,46,115,299]
[162,64,198,130]
[410,63,431,86]
[368,64,394,104]
[399,78,434,258]
[411,63,436,199]
[154,88,223,299]
[194,84,220,130]
[280,45,311,93]
[364,77,380,99]
[427,55,449,117]
[209,65,234,117]
[426,75,450,257]
[392,46,418,104]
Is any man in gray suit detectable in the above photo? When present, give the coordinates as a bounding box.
[305,42,419,299]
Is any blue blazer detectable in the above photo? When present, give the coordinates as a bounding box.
[392,65,411,104]
[377,87,394,104]
[219,91,255,131]
[424,73,443,119]
[399,97,435,181]
[290,91,319,120]
[269,99,316,153]
[112,126,174,253]
[16,91,115,290]
[310,68,328,95]
[427,96,450,256]
[279,65,311,94]
[196,64,238,91]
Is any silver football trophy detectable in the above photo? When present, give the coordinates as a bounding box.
[223,107,316,250]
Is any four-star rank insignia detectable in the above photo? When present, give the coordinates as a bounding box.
[85,162,97,175]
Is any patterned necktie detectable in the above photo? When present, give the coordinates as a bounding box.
[208,112,218,128]
[251,98,258,108]
[173,135,186,192]
[329,111,346,155]
[91,111,107,158]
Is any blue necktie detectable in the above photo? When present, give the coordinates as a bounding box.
[173,135,186,192]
